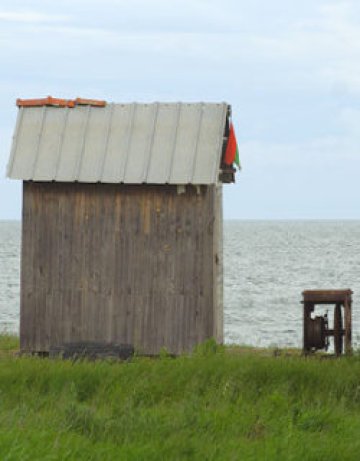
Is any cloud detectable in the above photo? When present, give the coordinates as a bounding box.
[338,108,360,135]
[1,1,360,94]
[241,106,360,171]
[0,11,69,23]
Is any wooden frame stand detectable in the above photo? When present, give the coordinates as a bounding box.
[302,290,352,356]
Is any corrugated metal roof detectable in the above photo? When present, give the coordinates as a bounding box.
[7,102,228,184]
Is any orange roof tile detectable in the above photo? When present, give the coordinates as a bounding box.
[75,97,106,107]
[16,96,107,108]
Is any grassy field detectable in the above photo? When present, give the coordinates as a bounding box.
[1,336,360,460]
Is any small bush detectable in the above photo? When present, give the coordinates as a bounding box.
[193,338,224,357]
[0,333,19,352]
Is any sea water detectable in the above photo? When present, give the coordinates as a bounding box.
[1,220,360,348]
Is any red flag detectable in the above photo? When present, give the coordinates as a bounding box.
[224,122,240,167]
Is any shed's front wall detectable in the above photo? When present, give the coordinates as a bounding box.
[21,182,223,354]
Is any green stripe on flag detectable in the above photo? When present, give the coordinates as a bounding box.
[235,145,241,169]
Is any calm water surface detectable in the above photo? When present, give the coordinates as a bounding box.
[1,220,360,348]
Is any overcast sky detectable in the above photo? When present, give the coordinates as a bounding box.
[1,0,360,219]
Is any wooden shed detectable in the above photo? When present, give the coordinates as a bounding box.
[7,97,239,355]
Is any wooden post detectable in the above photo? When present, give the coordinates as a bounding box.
[303,303,307,353]
[344,293,352,355]
[303,302,313,353]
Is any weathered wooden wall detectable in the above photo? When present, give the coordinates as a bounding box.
[21,182,223,354]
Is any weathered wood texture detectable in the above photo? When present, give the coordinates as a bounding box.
[21,182,223,354]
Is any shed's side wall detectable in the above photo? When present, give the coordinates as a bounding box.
[21,182,223,354]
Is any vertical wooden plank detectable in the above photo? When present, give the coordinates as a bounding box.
[75,184,86,343]
[20,182,31,351]
[31,183,40,351]
[344,295,352,355]
[37,183,50,350]
[112,186,128,344]
[213,184,224,343]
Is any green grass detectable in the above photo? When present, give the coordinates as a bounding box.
[1,336,360,460]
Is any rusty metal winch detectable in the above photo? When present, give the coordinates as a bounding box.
[302,289,352,356]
